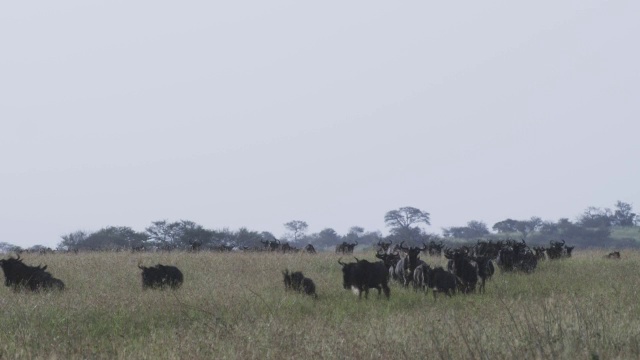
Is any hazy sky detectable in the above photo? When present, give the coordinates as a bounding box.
[1,1,639,248]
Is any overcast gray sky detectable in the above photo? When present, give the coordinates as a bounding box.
[1,1,639,248]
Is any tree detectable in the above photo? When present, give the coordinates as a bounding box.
[384,207,430,242]
[443,220,489,239]
[81,226,148,250]
[492,217,543,238]
[58,230,89,250]
[612,201,637,226]
[284,220,309,242]
[578,207,613,228]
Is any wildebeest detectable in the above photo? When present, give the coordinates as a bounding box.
[138,264,183,290]
[338,257,390,299]
[424,266,457,300]
[546,240,574,260]
[394,243,427,287]
[376,240,393,254]
[304,244,317,254]
[469,255,494,293]
[605,251,621,259]
[261,238,281,252]
[413,263,429,292]
[0,255,65,292]
[282,269,317,298]
[375,251,401,281]
[496,239,538,273]
[445,248,478,294]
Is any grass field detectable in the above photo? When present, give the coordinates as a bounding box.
[1,250,639,359]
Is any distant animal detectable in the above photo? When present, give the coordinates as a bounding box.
[304,244,317,254]
[338,257,390,299]
[282,269,317,298]
[138,264,183,290]
[0,254,65,292]
[605,251,621,259]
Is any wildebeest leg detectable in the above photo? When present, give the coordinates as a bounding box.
[363,286,369,299]
[382,283,390,299]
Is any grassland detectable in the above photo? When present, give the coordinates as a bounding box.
[1,250,639,359]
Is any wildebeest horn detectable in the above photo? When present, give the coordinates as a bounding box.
[337,258,346,266]
[353,257,359,262]
[421,241,427,250]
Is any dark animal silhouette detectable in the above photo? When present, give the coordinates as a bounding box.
[0,255,65,292]
[425,266,457,300]
[282,269,317,298]
[138,264,183,290]
[445,248,478,294]
[304,244,316,254]
[339,258,390,299]
[605,251,621,259]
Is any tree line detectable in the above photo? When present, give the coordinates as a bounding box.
[0,201,637,253]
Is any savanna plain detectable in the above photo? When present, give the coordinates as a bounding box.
[1,250,639,359]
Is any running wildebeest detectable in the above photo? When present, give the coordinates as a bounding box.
[0,255,65,292]
[138,264,183,290]
[338,257,390,299]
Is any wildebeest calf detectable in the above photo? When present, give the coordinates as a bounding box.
[138,264,183,290]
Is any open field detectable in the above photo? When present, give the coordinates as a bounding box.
[1,250,640,359]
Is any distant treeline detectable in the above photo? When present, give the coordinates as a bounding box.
[0,201,637,253]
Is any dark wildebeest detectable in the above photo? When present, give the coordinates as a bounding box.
[394,243,427,287]
[338,258,390,299]
[335,242,348,254]
[445,248,478,294]
[469,255,494,293]
[424,266,457,300]
[344,241,358,254]
[605,251,621,259]
[304,244,317,254]
[546,240,574,260]
[0,255,65,292]
[138,264,183,290]
[375,251,401,281]
[282,269,317,298]
[261,238,281,252]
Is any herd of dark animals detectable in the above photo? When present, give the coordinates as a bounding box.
[0,239,624,300]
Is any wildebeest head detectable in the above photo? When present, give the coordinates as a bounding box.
[338,258,357,290]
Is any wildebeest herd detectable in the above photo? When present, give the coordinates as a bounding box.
[0,239,619,301]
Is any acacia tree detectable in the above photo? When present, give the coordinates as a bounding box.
[284,220,308,242]
[612,201,637,226]
[384,206,430,243]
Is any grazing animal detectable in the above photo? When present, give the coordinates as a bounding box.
[338,258,390,299]
[0,255,65,292]
[138,264,183,290]
[425,266,457,300]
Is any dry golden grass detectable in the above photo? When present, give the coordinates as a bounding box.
[1,250,639,359]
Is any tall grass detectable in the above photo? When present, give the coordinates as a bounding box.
[1,250,639,359]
